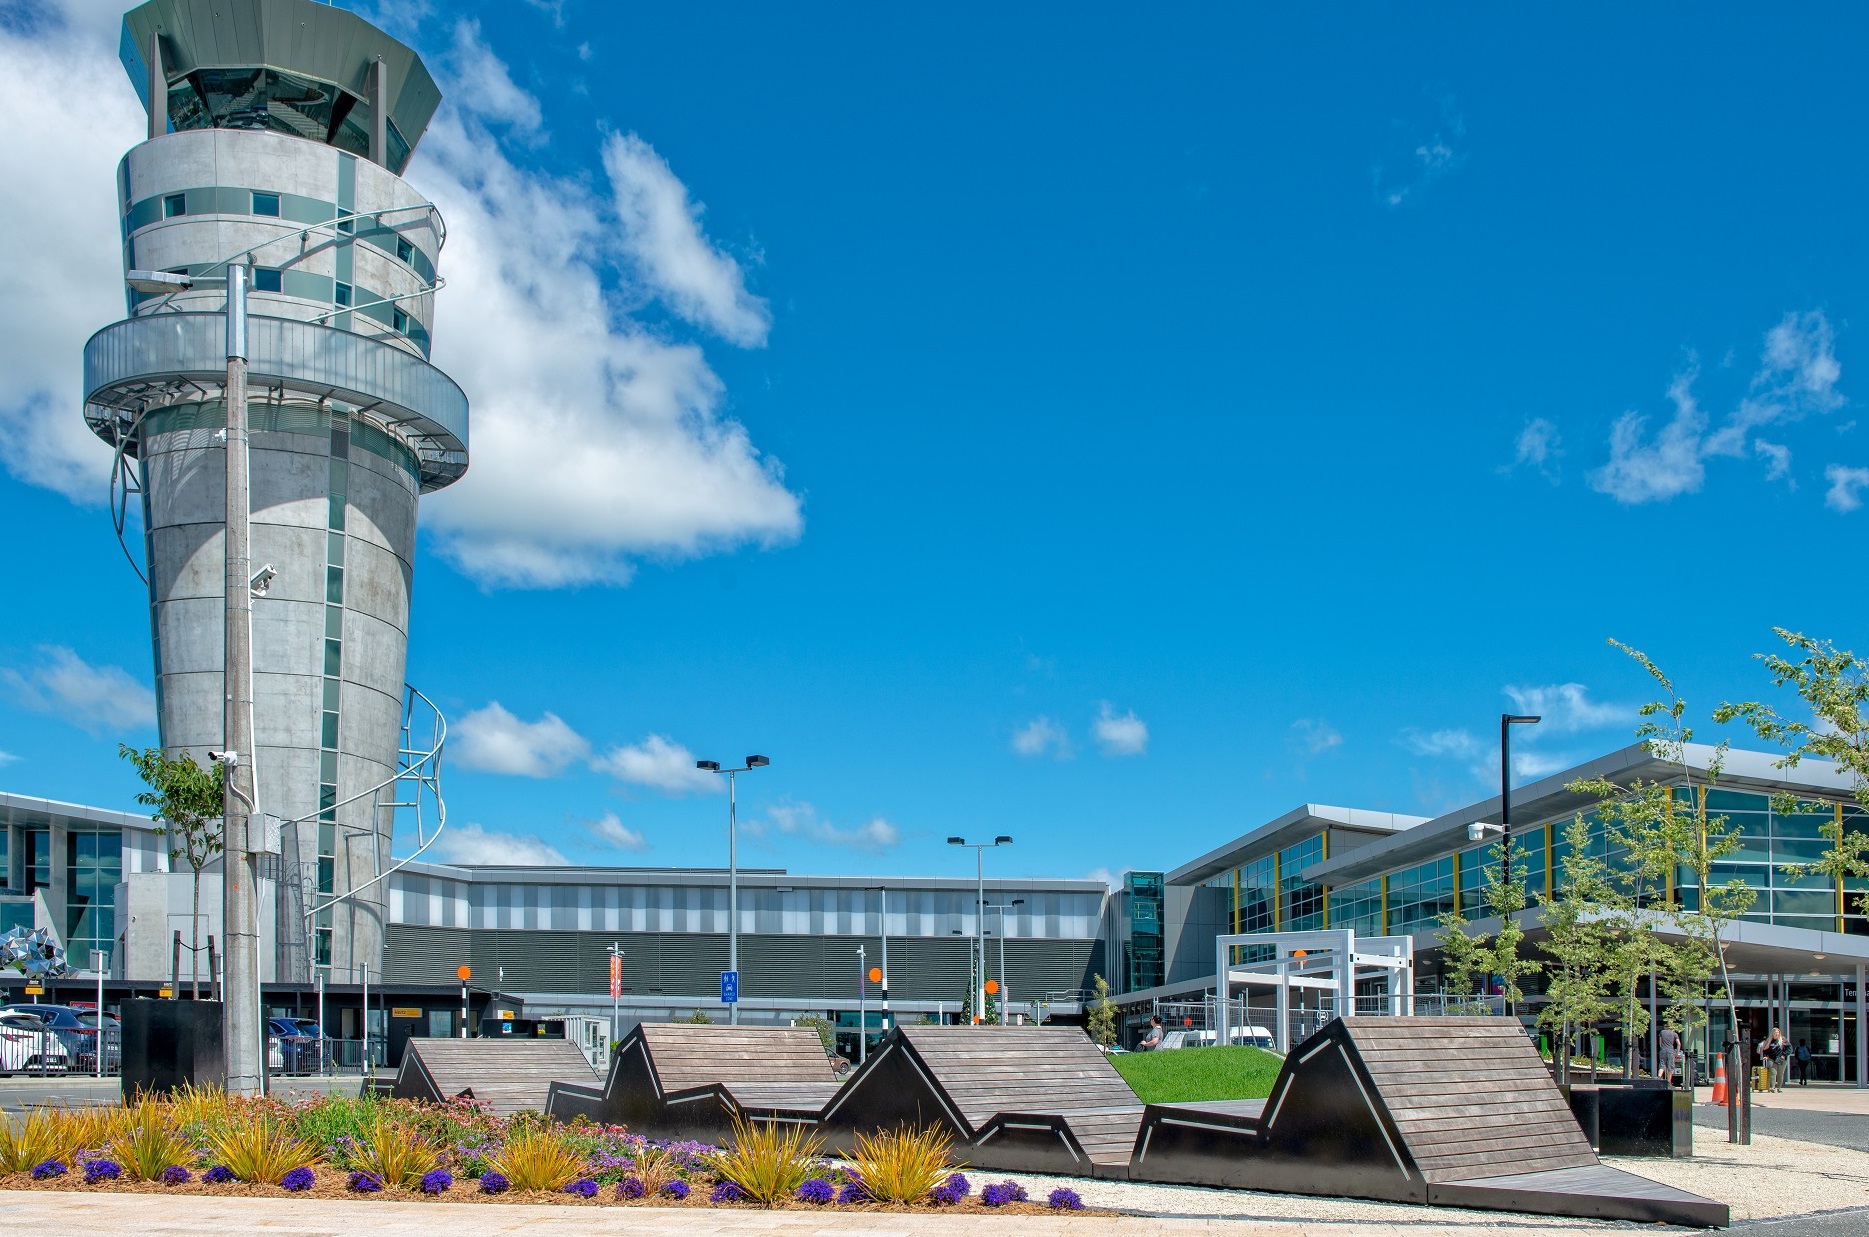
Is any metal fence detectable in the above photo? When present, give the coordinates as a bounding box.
[0,1022,119,1077]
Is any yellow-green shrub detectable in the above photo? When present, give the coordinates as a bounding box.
[849,1125,955,1204]
[0,1110,61,1174]
[112,1102,192,1182]
[209,1114,315,1183]
[708,1117,823,1206]
[487,1130,584,1192]
[351,1116,441,1188]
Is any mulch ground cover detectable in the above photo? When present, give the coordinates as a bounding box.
[0,1167,1106,1215]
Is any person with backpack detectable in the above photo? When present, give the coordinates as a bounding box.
[1795,1039,1812,1086]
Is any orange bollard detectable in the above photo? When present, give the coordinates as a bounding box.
[1710,1051,1728,1105]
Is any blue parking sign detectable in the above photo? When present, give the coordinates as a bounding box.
[721,970,739,1003]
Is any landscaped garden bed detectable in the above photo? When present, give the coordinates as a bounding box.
[0,1089,1099,1215]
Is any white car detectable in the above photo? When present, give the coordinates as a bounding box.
[0,1012,71,1074]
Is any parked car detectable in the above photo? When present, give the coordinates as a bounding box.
[74,1010,123,1072]
[0,1012,71,1074]
[268,1018,317,1074]
[0,1004,89,1057]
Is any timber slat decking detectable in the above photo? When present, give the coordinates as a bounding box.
[822,1026,1144,1172]
[1126,1017,1723,1227]
[393,1039,599,1116]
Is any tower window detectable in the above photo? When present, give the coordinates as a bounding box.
[391,307,409,333]
[253,268,283,293]
[395,236,413,264]
[251,191,281,217]
[335,281,352,307]
[163,194,186,218]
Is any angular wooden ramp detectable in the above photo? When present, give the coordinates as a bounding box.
[820,1026,1143,1175]
[545,1024,840,1140]
[1128,1017,1726,1227]
[392,1038,599,1116]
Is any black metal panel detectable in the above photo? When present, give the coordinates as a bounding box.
[1429,1164,1730,1227]
[119,998,224,1095]
[969,1113,1095,1175]
[819,1033,968,1154]
[1567,1084,1694,1158]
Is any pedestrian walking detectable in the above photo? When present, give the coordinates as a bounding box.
[1763,1027,1789,1092]
[1658,1025,1681,1084]
[1795,1039,1812,1086]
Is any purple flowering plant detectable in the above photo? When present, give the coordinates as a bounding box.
[980,1180,1028,1207]
[617,1175,645,1199]
[420,1169,453,1194]
[280,1166,315,1192]
[348,1170,384,1193]
[796,1177,835,1204]
[204,1165,236,1184]
[662,1179,690,1200]
[709,1180,745,1203]
[564,1178,599,1198]
[31,1161,67,1180]
[837,1181,870,1205]
[928,1172,969,1206]
[83,1159,122,1184]
[478,1169,510,1194]
[1047,1187,1083,1210]
[160,1165,191,1186]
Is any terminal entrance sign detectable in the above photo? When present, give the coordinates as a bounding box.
[721,970,739,1004]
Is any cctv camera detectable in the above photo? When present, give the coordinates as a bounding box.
[209,750,238,765]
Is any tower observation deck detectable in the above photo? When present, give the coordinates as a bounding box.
[81,0,468,984]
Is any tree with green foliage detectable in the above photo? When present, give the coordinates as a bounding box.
[684,1009,714,1024]
[1086,973,1117,1047]
[795,1013,835,1053]
[120,744,224,998]
[1536,814,1622,1079]
[1434,842,1540,1013]
[1572,640,1753,1047]
[1716,630,1869,907]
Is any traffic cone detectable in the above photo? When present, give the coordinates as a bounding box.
[1710,1052,1728,1105]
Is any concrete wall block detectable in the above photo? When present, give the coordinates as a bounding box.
[342,606,411,687]
[252,598,325,676]
[212,128,338,202]
[251,439,333,527]
[249,527,329,609]
[254,741,323,826]
[123,131,220,199]
[144,436,225,526]
[344,451,418,559]
[341,538,412,632]
[148,521,221,601]
[156,596,224,672]
[252,670,319,751]
[157,669,222,755]
[338,678,404,763]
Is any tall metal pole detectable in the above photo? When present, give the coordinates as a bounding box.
[858,944,867,1064]
[878,887,889,1020]
[94,951,105,1079]
[729,769,738,1026]
[222,262,262,1096]
[1499,713,1513,892]
[976,847,986,1024]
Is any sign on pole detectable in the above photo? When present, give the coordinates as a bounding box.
[720,970,739,1004]
[609,953,623,999]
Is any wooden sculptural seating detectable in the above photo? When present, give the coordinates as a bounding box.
[1128,1016,1728,1228]
[820,1025,1144,1175]
[391,1037,600,1116]
[546,1023,841,1140]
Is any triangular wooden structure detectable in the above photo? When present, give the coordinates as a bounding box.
[391,1037,598,1116]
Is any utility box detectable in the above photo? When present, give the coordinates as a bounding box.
[120,999,224,1095]
[541,1015,609,1071]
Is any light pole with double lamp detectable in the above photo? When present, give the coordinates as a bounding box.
[697,756,769,1025]
[947,836,1012,1024]
[1470,714,1541,1018]
[986,899,1025,1018]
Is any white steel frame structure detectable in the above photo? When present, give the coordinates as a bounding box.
[1214,929,1415,1054]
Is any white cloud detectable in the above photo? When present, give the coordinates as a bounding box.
[0,6,145,501]
[1825,464,1869,513]
[1754,439,1793,483]
[1011,716,1071,759]
[1084,867,1121,891]
[0,750,17,767]
[1291,718,1343,755]
[603,133,772,346]
[1093,702,1148,757]
[432,822,567,865]
[1502,683,1628,734]
[1,646,155,735]
[447,20,543,134]
[1374,96,1466,209]
[591,734,721,794]
[759,802,900,854]
[1591,312,1845,505]
[587,812,649,853]
[1400,728,1481,759]
[395,22,800,587]
[451,702,589,776]
[1501,417,1562,482]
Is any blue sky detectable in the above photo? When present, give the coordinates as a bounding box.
[1,1,1864,885]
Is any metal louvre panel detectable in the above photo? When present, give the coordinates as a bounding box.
[381,923,468,984]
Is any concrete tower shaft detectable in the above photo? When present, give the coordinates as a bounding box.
[83,0,467,985]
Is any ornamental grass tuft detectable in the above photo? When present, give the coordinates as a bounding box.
[281,1166,316,1192]
[111,1101,192,1182]
[478,1169,510,1194]
[848,1125,953,1205]
[563,1178,599,1198]
[0,1111,63,1176]
[350,1116,441,1189]
[626,1142,684,1195]
[706,1116,823,1207]
[1047,1187,1083,1210]
[348,1170,384,1193]
[208,1114,316,1185]
[419,1168,453,1194]
[487,1130,584,1193]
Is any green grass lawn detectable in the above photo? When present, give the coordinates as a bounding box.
[1109,1045,1284,1104]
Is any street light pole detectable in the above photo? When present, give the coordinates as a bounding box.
[698,756,769,1026]
[858,943,867,1064]
[948,836,1011,1024]
[1500,713,1540,1019]
[876,886,889,1023]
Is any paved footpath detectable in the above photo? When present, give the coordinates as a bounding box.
[0,1193,1667,1237]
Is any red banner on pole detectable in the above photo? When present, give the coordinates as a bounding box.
[609,952,622,999]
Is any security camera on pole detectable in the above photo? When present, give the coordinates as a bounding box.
[697,755,769,1025]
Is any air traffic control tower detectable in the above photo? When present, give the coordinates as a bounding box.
[82,0,467,984]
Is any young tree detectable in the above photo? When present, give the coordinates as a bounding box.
[1536,814,1621,1081]
[1574,641,1753,1047]
[1086,973,1117,1047]
[1716,630,1869,908]
[120,744,224,999]
[1434,843,1540,1014]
